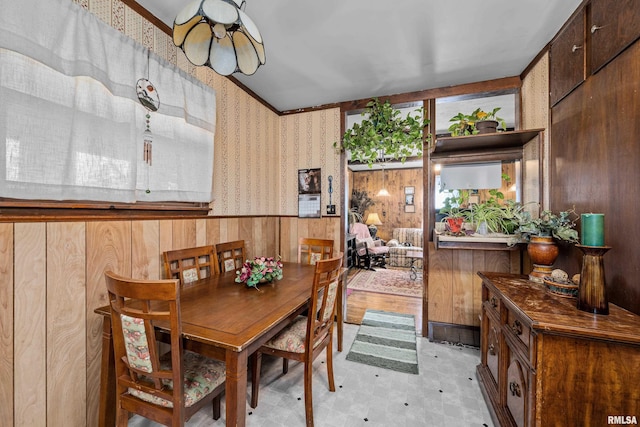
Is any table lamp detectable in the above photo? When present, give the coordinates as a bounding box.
[365,212,383,239]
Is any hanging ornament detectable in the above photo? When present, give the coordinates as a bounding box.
[136,50,160,193]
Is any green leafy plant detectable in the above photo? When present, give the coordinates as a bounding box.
[335,98,431,168]
[471,107,506,130]
[510,206,580,244]
[439,190,470,219]
[448,107,507,136]
[350,189,374,219]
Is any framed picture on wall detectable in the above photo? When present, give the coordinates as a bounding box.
[405,194,414,205]
[298,168,321,194]
[404,186,415,195]
[405,204,415,213]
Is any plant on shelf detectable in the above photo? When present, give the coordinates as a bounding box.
[439,190,469,235]
[467,173,515,234]
[471,107,507,131]
[448,107,507,136]
[509,206,580,244]
[335,98,431,168]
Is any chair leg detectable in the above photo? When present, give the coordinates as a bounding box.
[303,360,314,427]
[282,358,289,374]
[116,405,129,427]
[326,335,336,392]
[250,352,262,409]
[212,394,221,420]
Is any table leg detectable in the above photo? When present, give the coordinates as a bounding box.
[225,348,248,427]
[98,316,116,427]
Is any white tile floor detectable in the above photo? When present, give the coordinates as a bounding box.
[128,323,495,426]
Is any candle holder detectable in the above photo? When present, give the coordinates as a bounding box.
[576,244,611,315]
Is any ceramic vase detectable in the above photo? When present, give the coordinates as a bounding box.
[527,236,559,282]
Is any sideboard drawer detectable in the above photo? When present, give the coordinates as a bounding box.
[485,286,501,316]
[506,308,530,354]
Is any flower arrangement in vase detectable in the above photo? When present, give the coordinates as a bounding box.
[235,256,283,288]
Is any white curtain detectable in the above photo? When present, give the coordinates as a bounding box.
[0,0,215,203]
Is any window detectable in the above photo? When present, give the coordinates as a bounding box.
[0,0,216,211]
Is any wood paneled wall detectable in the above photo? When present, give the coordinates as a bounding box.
[428,243,521,328]
[551,40,640,314]
[0,215,340,426]
[350,168,423,241]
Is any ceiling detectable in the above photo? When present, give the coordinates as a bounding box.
[133,0,582,113]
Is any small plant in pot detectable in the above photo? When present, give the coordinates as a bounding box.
[448,107,507,136]
[509,206,580,282]
[470,107,507,134]
[439,190,469,235]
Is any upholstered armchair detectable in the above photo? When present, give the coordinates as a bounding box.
[349,222,389,270]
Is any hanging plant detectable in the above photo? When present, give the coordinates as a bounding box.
[335,98,431,168]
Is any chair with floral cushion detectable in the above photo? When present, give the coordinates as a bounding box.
[349,222,389,269]
[163,245,220,285]
[215,240,246,273]
[250,254,344,427]
[104,271,226,427]
[297,237,334,265]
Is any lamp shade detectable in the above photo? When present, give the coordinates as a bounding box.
[173,0,265,76]
[365,213,383,226]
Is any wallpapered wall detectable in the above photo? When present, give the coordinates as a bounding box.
[77,0,343,217]
[521,52,550,208]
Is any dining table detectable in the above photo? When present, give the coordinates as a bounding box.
[95,261,346,427]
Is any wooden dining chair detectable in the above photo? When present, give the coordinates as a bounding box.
[250,254,344,427]
[297,237,346,352]
[163,245,219,285]
[215,240,246,273]
[297,237,334,265]
[104,271,226,427]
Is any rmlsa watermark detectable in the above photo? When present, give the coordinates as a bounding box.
[608,415,638,425]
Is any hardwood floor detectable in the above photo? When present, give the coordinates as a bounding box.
[345,270,423,334]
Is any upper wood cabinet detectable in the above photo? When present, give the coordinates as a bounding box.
[550,1,640,106]
[590,0,640,74]
[550,8,585,106]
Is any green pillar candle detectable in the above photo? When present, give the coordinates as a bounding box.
[581,213,604,246]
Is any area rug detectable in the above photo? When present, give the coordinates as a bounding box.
[346,310,419,374]
[346,267,422,298]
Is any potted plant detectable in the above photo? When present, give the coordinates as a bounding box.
[510,207,579,244]
[335,98,431,168]
[509,206,580,282]
[439,190,469,234]
[448,107,507,136]
[470,107,507,134]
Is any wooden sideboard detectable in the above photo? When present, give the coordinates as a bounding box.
[476,271,640,427]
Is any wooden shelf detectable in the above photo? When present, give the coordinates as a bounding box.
[431,129,543,159]
[434,233,524,251]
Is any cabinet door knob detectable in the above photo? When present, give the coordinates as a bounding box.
[571,44,582,53]
[509,381,522,397]
[511,319,523,335]
[591,24,603,34]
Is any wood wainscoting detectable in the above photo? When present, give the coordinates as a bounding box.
[427,243,522,346]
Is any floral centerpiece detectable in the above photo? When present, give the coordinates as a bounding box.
[235,256,283,288]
